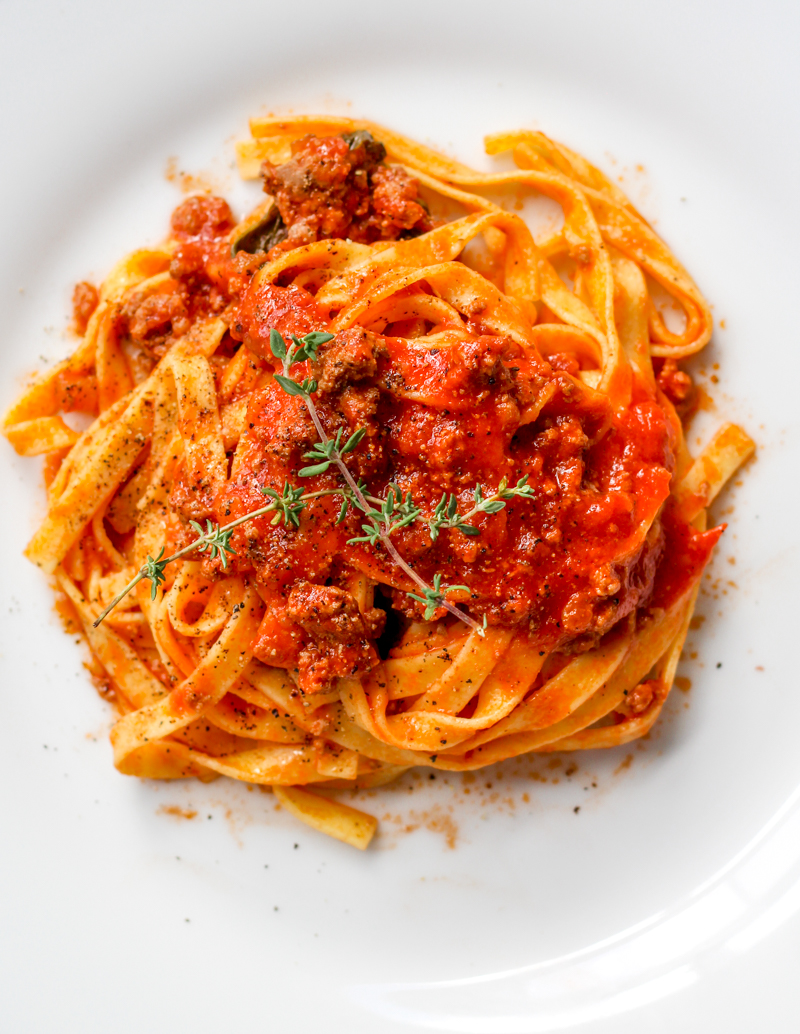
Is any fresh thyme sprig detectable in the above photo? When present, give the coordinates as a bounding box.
[141,548,167,599]
[188,519,236,564]
[408,573,470,621]
[300,426,367,477]
[260,482,307,527]
[92,481,339,627]
[335,480,369,525]
[93,330,536,636]
[428,476,536,541]
[350,484,422,545]
[267,329,488,635]
[267,327,329,397]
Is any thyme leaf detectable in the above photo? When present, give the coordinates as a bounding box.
[408,574,471,622]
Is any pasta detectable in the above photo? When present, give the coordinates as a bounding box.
[4,115,754,849]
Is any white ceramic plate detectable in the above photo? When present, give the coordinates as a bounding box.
[2,2,798,1031]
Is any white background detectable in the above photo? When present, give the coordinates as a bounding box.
[0,1,798,1031]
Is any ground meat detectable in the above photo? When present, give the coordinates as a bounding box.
[656,358,693,405]
[429,416,475,470]
[617,678,662,717]
[262,132,429,249]
[170,195,235,238]
[287,581,383,640]
[338,384,380,426]
[120,282,191,358]
[167,195,237,300]
[247,388,315,468]
[168,457,217,522]
[546,352,581,377]
[461,337,517,396]
[287,580,385,692]
[333,385,385,479]
[558,517,665,651]
[364,164,430,239]
[314,328,386,393]
[72,281,99,334]
[252,603,307,669]
[119,196,234,353]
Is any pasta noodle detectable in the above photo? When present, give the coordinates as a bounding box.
[4,115,754,849]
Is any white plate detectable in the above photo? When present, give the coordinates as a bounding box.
[1,2,798,1031]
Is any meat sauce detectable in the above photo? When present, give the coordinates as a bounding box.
[142,137,719,694]
[262,131,432,250]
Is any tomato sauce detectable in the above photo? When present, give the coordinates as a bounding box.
[220,278,678,661]
[159,173,711,694]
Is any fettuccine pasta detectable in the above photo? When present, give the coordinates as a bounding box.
[4,116,753,848]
